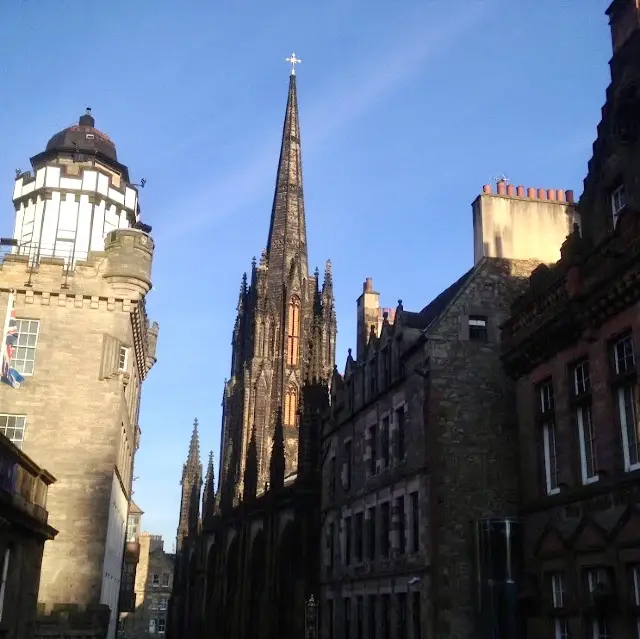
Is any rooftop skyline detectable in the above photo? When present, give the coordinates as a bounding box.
[0,0,612,543]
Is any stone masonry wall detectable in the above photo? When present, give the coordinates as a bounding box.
[425,258,541,639]
[0,232,154,614]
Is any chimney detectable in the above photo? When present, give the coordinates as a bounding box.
[607,0,640,53]
[356,278,380,360]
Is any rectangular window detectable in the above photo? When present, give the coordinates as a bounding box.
[612,183,627,226]
[367,595,376,639]
[397,496,406,555]
[551,572,565,608]
[118,346,129,372]
[149,619,156,634]
[614,334,635,375]
[344,440,352,491]
[396,406,406,460]
[469,315,488,341]
[397,592,408,639]
[590,617,610,639]
[0,548,11,622]
[369,425,377,475]
[162,573,170,587]
[554,618,569,639]
[367,507,376,560]
[157,618,166,634]
[380,502,390,557]
[0,414,26,449]
[577,404,598,484]
[572,359,591,395]
[149,596,158,610]
[343,597,351,639]
[410,492,419,552]
[381,416,390,468]
[126,515,138,542]
[344,516,352,566]
[159,596,167,611]
[152,573,160,587]
[614,335,640,471]
[354,512,364,563]
[538,380,559,495]
[369,357,377,398]
[11,319,40,375]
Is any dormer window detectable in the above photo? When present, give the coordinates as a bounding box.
[611,183,627,227]
[469,315,488,341]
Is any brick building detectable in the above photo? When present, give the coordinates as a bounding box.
[321,178,577,638]
[0,110,159,639]
[168,63,334,639]
[501,1,640,637]
[0,433,56,639]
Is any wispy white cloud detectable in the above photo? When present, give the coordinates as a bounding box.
[153,0,495,244]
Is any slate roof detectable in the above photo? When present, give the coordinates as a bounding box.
[418,265,476,329]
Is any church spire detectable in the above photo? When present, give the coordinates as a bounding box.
[265,68,308,287]
[176,418,203,550]
[186,418,200,471]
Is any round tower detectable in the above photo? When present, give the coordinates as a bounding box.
[11,108,146,267]
[103,228,154,298]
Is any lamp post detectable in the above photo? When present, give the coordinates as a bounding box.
[305,594,318,639]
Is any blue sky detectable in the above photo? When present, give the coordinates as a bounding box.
[0,1,611,545]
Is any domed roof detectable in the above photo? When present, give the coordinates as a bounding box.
[45,108,117,161]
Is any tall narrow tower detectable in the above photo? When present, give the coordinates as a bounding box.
[0,109,158,639]
[218,61,336,507]
[176,419,203,551]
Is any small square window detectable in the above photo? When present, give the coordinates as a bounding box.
[0,414,26,448]
[85,133,95,140]
[468,315,488,341]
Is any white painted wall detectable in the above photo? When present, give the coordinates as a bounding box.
[101,472,129,639]
[12,163,138,265]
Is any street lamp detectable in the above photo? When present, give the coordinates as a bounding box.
[305,594,318,639]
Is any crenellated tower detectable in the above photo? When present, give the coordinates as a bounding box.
[218,65,336,508]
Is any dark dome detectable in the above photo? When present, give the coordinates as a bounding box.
[46,108,117,161]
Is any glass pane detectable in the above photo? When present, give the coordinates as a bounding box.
[23,361,34,375]
[27,334,36,347]
[17,334,27,346]
[15,348,26,360]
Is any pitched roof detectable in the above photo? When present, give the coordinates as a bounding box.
[419,265,476,328]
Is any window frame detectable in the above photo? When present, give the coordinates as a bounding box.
[0,414,26,449]
[118,345,129,372]
[11,318,40,376]
[611,183,627,226]
[551,572,565,608]
[537,379,560,496]
[468,314,488,342]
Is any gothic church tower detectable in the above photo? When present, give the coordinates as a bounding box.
[219,64,336,507]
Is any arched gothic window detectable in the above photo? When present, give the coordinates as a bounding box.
[287,297,301,367]
[284,384,298,427]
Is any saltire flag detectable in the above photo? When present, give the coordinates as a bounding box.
[1,291,24,389]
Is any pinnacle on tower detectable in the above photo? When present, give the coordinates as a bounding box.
[269,408,285,491]
[186,418,200,471]
[243,426,259,501]
[202,451,216,520]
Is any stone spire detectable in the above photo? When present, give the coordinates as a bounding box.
[265,73,308,289]
[243,426,259,501]
[176,418,203,550]
[202,451,216,521]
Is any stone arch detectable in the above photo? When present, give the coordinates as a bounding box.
[284,383,298,427]
[245,529,267,639]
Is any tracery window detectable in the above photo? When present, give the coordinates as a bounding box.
[284,384,298,427]
[287,297,301,367]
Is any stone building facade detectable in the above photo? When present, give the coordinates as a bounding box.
[168,67,335,639]
[0,433,57,639]
[501,2,640,637]
[0,111,159,639]
[118,533,174,639]
[321,166,579,638]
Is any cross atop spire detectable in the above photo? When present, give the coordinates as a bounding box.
[286,52,302,75]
